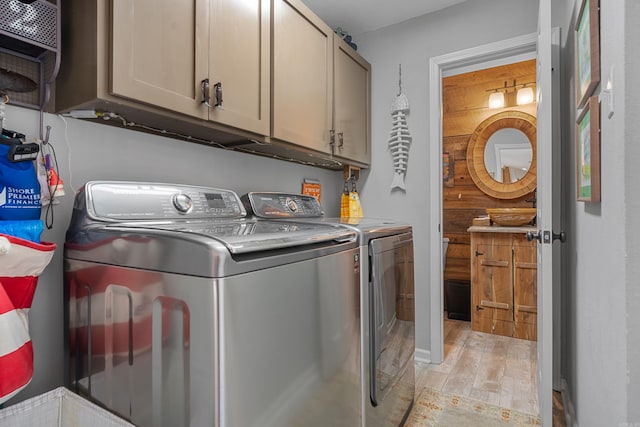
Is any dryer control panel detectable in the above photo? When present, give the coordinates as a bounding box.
[83,181,246,221]
[242,192,324,218]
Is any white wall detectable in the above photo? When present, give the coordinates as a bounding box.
[356,0,539,353]
[625,1,640,423]
[3,105,344,403]
[558,0,634,424]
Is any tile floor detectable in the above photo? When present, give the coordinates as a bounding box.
[414,318,539,416]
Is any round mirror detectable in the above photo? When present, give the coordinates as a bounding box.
[466,111,536,199]
[483,128,533,183]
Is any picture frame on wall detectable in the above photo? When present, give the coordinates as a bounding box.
[443,151,455,187]
[575,0,600,108]
[576,96,600,202]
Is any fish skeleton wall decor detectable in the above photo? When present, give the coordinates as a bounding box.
[388,65,411,191]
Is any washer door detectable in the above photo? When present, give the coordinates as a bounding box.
[217,247,361,427]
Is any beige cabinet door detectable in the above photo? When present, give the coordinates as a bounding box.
[208,0,270,135]
[333,37,371,165]
[111,0,209,119]
[272,0,333,155]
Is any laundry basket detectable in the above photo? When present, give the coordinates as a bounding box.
[0,387,134,427]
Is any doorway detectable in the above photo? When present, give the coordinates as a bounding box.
[428,33,538,365]
[428,10,560,425]
[438,45,539,414]
[441,58,537,328]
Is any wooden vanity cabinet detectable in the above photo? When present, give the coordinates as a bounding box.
[469,228,537,341]
[272,0,371,166]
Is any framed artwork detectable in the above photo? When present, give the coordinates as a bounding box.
[575,0,600,108]
[576,96,600,202]
[443,151,454,187]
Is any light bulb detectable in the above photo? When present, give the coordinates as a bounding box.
[488,92,505,109]
[517,87,534,105]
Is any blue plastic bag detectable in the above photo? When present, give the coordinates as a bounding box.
[0,219,43,243]
[0,139,41,220]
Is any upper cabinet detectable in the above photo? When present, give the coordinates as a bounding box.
[58,0,269,139]
[333,36,371,165]
[272,0,333,156]
[111,0,270,135]
[56,0,370,168]
[110,0,209,120]
[272,0,371,167]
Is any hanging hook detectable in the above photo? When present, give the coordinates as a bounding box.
[42,125,51,145]
[0,92,7,133]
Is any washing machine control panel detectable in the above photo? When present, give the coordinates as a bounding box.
[85,181,246,221]
[242,192,324,218]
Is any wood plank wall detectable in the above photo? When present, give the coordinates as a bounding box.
[443,60,537,283]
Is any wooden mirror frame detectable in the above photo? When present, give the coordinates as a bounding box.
[466,111,537,199]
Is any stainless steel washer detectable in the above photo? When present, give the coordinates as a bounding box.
[242,193,415,427]
[64,181,362,427]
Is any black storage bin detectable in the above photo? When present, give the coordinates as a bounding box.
[444,280,470,321]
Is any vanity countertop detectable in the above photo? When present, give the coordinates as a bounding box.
[467,225,537,234]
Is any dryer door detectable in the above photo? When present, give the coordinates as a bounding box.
[368,232,415,418]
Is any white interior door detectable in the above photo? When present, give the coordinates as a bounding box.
[535,0,561,424]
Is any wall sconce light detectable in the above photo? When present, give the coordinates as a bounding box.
[487,80,535,109]
[516,86,534,105]
[488,91,505,109]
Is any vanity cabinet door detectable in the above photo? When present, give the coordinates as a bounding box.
[513,236,537,340]
[470,231,537,341]
[471,234,514,337]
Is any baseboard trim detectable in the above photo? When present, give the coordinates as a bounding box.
[415,348,431,364]
[560,378,577,427]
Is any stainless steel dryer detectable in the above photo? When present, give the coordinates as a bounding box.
[242,193,415,427]
[64,181,363,427]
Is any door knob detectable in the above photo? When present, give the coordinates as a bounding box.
[553,231,567,243]
[526,231,541,242]
[526,230,566,243]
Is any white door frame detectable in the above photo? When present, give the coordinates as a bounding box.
[427,33,537,363]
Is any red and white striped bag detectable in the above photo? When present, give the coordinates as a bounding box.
[0,233,55,404]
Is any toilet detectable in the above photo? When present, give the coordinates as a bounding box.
[442,237,449,269]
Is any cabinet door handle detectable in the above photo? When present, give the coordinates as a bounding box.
[475,250,484,257]
[329,129,336,152]
[337,132,344,148]
[201,78,211,107]
[213,82,223,107]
